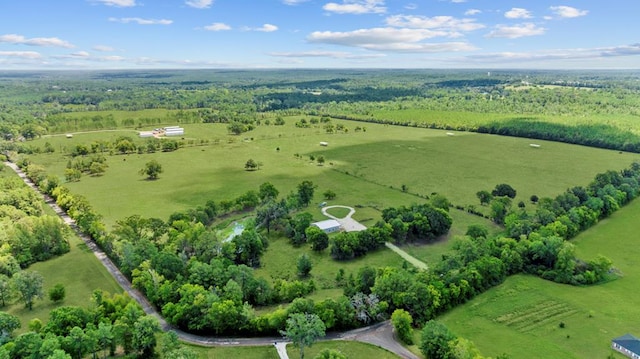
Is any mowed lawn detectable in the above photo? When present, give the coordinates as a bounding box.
[439,198,640,359]
[6,235,122,333]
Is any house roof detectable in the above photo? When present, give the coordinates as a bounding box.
[313,219,341,230]
[613,334,640,355]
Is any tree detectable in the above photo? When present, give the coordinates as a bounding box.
[465,224,488,239]
[492,183,517,199]
[140,160,163,180]
[530,194,539,203]
[132,316,160,357]
[259,182,279,202]
[0,274,13,307]
[281,313,326,359]
[48,283,66,303]
[245,158,258,171]
[0,312,20,345]
[323,189,336,200]
[307,226,329,251]
[476,190,492,205]
[420,320,456,359]
[391,309,414,345]
[297,254,312,278]
[12,270,44,310]
[297,180,316,207]
[317,156,325,166]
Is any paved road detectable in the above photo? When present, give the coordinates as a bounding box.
[4,161,420,359]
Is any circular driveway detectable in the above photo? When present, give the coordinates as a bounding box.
[321,205,367,232]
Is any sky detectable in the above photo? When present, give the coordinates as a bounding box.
[0,0,638,70]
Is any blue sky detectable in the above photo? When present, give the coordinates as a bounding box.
[0,0,638,69]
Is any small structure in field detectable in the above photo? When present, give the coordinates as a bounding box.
[139,131,154,138]
[320,141,328,146]
[164,126,184,136]
[612,334,640,359]
[446,132,455,136]
[312,219,341,234]
[530,144,541,148]
[65,134,73,139]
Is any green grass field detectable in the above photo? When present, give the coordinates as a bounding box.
[187,340,400,359]
[5,235,123,333]
[439,198,640,359]
[28,118,638,228]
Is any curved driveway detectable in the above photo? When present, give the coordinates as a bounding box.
[4,162,420,359]
[321,205,367,232]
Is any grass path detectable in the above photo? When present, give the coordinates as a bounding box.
[384,242,429,270]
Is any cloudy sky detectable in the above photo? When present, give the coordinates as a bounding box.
[0,0,638,69]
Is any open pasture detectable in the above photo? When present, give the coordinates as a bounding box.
[318,127,638,209]
[28,117,638,227]
[440,198,640,358]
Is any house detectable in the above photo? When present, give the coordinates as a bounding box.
[612,334,640,359]
[319,141,328,146]
[312,219,341,234]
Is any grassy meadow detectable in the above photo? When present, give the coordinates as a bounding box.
[439,198,640,359]
[28,116,639,227]
[5,235,123,333]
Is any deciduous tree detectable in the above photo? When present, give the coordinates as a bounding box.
[281,313,326,359]
[12,270,44,310]
[140,160,163,180]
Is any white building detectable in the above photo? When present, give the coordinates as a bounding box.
[312,219,342,233]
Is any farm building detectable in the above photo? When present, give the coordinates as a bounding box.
[312,219,341,234]
[320,141,328,146]
[612,334,640,359]
[139,131,154,138]
[164,126,184,136]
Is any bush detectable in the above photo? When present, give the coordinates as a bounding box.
[391,309,414,345]
[48,283,66,303]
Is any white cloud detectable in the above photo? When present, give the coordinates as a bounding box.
[256,24,278,32]
[109,17,173,25]
[270,50,385,59]
[204,22,231,31]
[465,9,481,16]
[282,0,308,4]
[93,45,114,52]
[71,51,90,58]
[323,0,386,15]
[385,15,485,32]
[550,5,588,18]
[185,0,213,9]
[0,51,42,59]
[505,8,532,19]
[404,3,417,10]
[307,27,476,52]
[459,43,640,64]
[486,23,545,39]
[91,0,136,7]
[450,0,466,3]
[0,34,74,48]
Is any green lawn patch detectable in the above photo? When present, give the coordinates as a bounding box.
[5,235,122,333]
[286,340,401,359]
[324,206,351,219]
[440,197,640,359]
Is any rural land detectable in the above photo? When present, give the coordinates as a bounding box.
[1,68,640,359]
